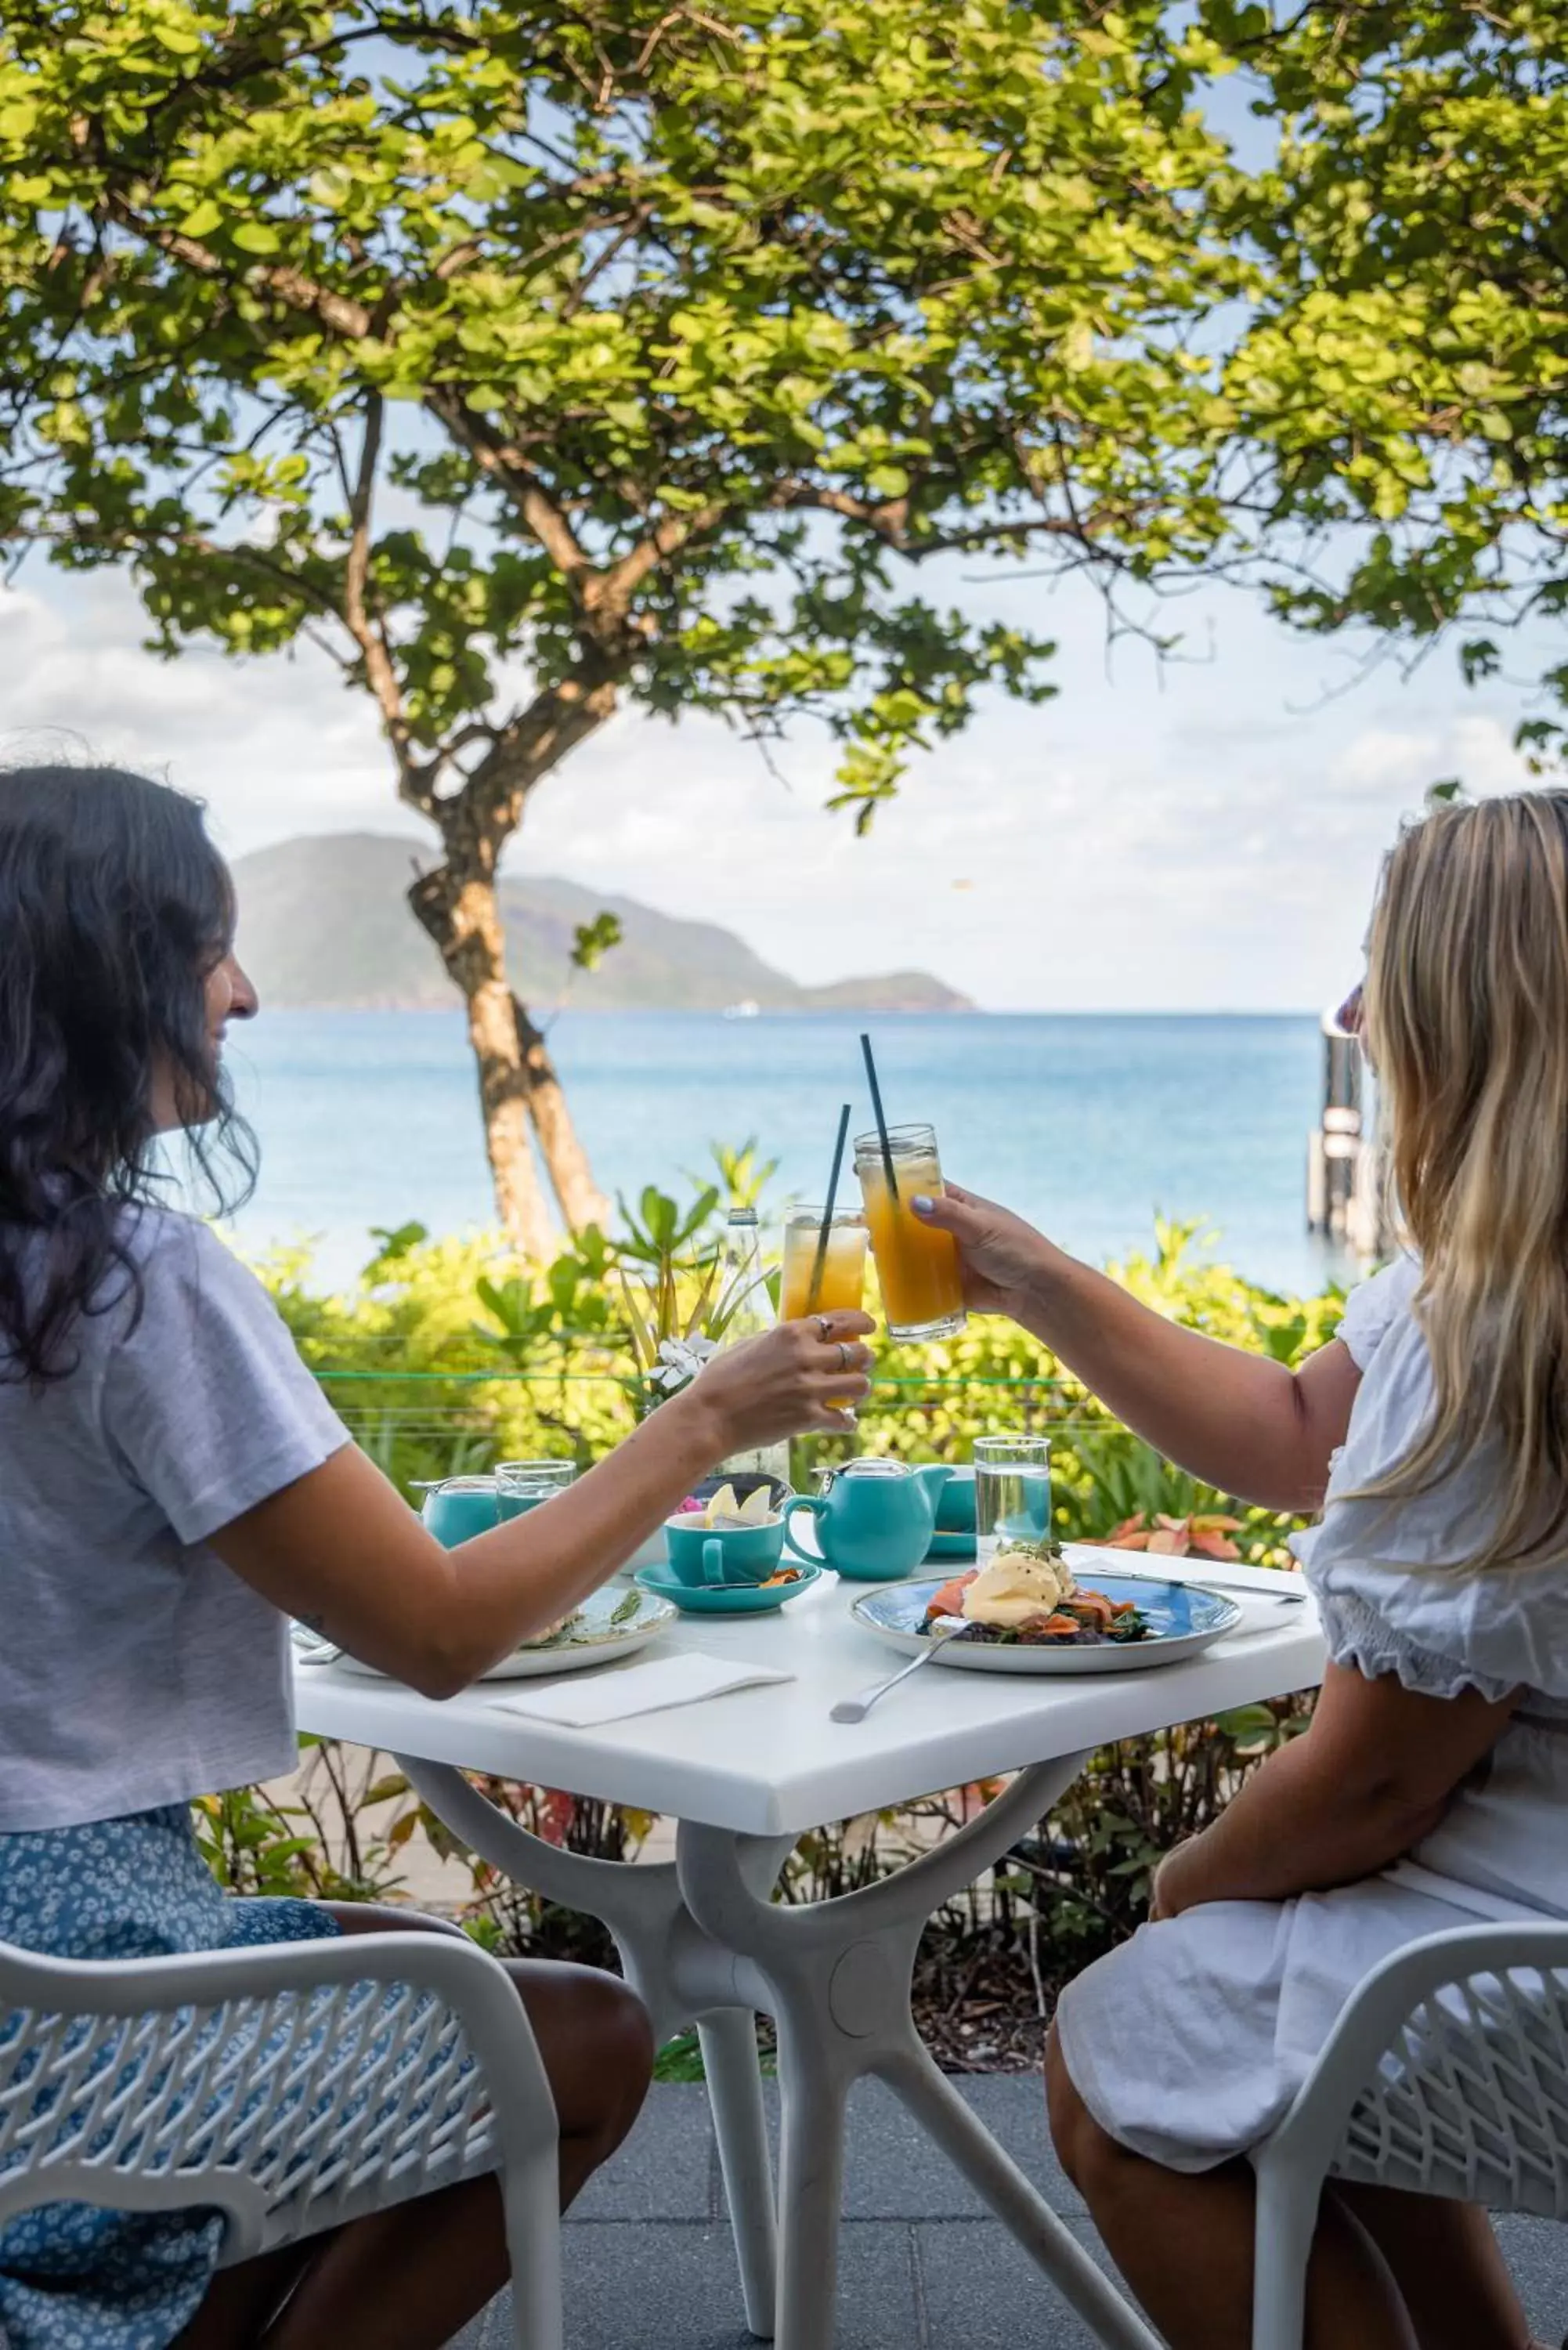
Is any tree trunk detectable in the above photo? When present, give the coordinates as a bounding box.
[408,865,556,1260]
[512,996,611,1232]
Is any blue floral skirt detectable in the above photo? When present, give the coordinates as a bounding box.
[0,1805,341,2350]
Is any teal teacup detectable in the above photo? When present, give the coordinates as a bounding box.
[663,1517,784,1589]
[420,1477,499,1548]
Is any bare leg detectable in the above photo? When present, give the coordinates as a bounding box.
[176,1903,653,2350]
[1332,2184,1534,2350]
[1046,2025,1418,2350]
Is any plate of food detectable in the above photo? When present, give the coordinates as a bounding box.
[327,1585,677,1683]
[849,1539,1242,1676]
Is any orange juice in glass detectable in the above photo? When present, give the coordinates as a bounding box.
[779,1207,869,1323]
[854,1122,966,1342]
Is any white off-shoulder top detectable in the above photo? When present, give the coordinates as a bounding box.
[1291,1256,1568,1921]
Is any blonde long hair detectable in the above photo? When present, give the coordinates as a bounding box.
[1359,788,1568,1569]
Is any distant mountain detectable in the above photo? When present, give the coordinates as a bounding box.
[230,834,972,1014]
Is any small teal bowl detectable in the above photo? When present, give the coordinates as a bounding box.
[634,1562,822,1617]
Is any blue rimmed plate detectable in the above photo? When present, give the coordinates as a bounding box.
[850,1569,1242,1676]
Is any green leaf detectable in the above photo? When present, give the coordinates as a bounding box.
[231,220,280,256]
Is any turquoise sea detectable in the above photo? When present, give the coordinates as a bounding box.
[220,1009,1357,1300]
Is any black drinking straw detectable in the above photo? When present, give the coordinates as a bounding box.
[806,1101,853,1315]
[859,1031,899,1202]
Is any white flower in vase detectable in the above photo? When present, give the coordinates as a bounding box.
[650,1334,719,1394]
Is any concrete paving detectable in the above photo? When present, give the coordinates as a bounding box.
[453,2077,1568,2346]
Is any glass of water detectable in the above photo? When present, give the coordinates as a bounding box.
[974,1435,1053,1564]
[495,1459,576,1520]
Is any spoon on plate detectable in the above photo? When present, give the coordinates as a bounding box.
[831,1614,971,1723]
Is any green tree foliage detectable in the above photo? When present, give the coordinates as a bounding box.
[0,1,1237,1249]
[1202,1,1568,750]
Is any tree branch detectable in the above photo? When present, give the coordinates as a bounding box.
[592,500,728,616]
[766,478,1107,557]
[338,391,429,812]
[421,390,598,591]
[444,670,621,861]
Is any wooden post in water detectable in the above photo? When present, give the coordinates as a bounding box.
[1306,1007,1389,1260]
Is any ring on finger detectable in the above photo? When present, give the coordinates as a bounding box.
[815,1314,833,1342]
[837,1340,854,1372]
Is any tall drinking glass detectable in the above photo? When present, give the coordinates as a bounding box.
[853,1123,966,1342]
[496,1459,577,1520]
[779,1207,869,1323]
[974,1435,1053,1565]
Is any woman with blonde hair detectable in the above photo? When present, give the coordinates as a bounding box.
[916,790,1568,2349]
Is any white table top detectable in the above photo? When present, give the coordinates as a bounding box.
[294,1555,1325,1838]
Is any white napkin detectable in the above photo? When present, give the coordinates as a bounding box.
[488,1651,793,1728]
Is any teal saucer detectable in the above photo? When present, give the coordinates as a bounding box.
[923,1531,977,1564]
[634,1561,822,1616]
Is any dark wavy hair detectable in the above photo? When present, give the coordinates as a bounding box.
[0,765,257,1383]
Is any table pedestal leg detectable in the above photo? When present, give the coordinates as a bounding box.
[677,1759,1162,2350]
[396,1757,786,2336]
[698,2008,779,2337]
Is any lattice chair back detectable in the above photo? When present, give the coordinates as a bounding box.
[0,1929,562,2349]
[1251,1920,1568,2350]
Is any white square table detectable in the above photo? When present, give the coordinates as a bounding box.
[296,1553,1324,2349]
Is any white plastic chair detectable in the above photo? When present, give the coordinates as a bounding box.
[0,1926,562,2347]
[1251,1920,1568,2350]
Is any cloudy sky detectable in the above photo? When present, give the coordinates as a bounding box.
[0,555,1540,1014]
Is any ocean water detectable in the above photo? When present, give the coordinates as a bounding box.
[218,1009,1357,1297]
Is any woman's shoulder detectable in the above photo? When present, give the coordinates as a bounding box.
[96,1209,290,1375]
[1335,1253,1422,1371]
[114,1206,269,1307]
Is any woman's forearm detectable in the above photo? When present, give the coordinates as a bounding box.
[217,1314,879,1694]
[1156,1736,1447,1916]
[1012,1246,1346,1512]
[435,1384,734,1674]
[1155,1663,1523,1919]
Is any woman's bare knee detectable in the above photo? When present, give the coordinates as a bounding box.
[1045,2021,1105,2192]
[507,1959,654,2151]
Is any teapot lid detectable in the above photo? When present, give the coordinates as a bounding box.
[818,1458,909,1491]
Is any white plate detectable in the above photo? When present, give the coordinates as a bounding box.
[329,1586,677,1683]
[850,1562,1243,1676]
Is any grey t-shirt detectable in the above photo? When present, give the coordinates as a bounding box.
[0,1209,349,1831]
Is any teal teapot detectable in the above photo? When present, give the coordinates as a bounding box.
[782,1459,952,1582]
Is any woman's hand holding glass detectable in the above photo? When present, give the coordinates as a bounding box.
[693,1311,876,1448]
[909,1183,1059,1317]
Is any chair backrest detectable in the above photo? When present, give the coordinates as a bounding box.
[0,1929,551,2263]
[1266,1921,1568,2219]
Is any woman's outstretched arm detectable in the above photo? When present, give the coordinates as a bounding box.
[913,1185,1361,1512]
[210,1313,873,1696]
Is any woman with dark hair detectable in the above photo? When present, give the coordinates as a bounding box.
[0,765,876,2350]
